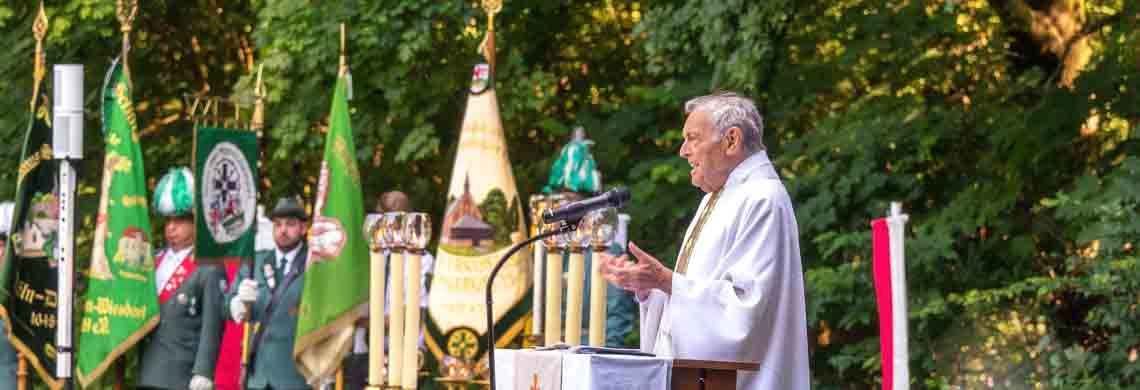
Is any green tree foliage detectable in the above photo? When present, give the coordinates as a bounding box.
[478,188,511,245]
[0,0,1137,388]
[0,1,257,388]
[0,0,257,245]
[631,0,1138,387]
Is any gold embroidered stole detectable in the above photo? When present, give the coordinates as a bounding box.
[673,190,723,275]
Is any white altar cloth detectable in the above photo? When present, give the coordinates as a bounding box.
[494,349,672,390]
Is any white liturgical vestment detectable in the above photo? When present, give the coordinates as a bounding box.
[639,151,810,389]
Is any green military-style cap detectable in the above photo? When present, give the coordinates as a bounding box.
[269,195,308,221]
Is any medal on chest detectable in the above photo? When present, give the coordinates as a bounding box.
[263,262,277,290]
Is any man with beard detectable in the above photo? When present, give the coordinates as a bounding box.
[227,196,312,390]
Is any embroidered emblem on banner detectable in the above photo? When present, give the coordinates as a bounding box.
[309,216,346,262]
[469,63,491,94]
[308,161,347,263]
[16,191,59,259]
[202,141,255,244]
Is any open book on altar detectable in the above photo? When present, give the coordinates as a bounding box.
[534,343,656,357]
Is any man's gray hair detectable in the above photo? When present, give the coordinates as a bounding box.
[684,92,765,152]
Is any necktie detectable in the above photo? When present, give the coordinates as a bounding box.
[278,255,289,277]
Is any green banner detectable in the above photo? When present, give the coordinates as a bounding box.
[293,73,369,382]
[194,127,258,263]
[75,58,161,387]
[0,65,63,390]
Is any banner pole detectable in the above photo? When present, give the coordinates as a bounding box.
[17,355,26,390]
[52,63,84,390]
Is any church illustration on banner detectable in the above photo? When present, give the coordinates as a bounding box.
[438,173,521,255]
[15,191,59,261]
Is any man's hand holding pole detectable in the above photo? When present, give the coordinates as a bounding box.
[232,279,258,388]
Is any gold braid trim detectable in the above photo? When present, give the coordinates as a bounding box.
[674,190,723,275]
[115,83,139,137]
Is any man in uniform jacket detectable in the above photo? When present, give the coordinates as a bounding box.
[0,202,17,386]
[138,167,226,390]
[227,196,311,390]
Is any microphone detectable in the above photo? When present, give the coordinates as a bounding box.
[542,188,631,224]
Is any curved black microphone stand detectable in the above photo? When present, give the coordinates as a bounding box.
[486,220,578,390]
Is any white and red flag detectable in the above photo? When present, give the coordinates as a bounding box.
[871,205,909,390]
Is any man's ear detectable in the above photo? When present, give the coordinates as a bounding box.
[724,127,743,154]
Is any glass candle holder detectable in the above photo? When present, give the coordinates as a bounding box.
[368,217,388,252]
[528,194,547,236]
[587,208,617,251]
[541,194,566,249]
[404,212,432,253]
[382,211,407,250]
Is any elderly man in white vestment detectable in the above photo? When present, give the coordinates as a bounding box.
[599,92,810,389]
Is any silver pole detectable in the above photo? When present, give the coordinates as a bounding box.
[52,64,84,384]
[55,161,75,381]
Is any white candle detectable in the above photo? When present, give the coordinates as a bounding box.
[402,251,422,389]
[564,251,586,346]
[588,249,607,346]
[368,250,387,387]
[543,250,563,346]
[387,249,405,388]
[532,242,544,340]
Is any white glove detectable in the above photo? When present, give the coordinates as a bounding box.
[229,279,258,322]
[237,279,258,304]
[229,295,248,322]
[308,375,335,389]
[188,375,213,390]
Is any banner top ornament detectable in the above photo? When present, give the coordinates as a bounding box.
[32,3,46,42]
[339,23,348,76]
[116,0,138,79]
[116,0,138,32]
[479,0,502,72]
[31,2,48,112]
[182,62,266,132]
[252,64,266,134]
[482,0,502,25]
